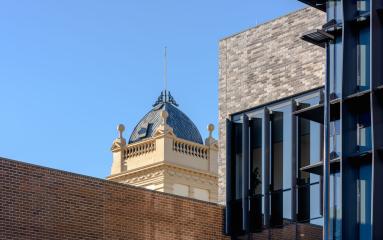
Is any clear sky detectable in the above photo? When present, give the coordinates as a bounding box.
[0,0,304,178]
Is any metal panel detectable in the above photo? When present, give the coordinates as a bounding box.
[225,119,233,235]
[242,114,250,233]
[371,91,383,240]
[341,1,358,239]
[323,41,331,240]
[371,1,383,238]
[291,101,297,222]
[262,108,270,227]
[298,0,326,11]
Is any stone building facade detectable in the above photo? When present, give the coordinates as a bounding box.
[108,90,219,203]
[218,7,326,203]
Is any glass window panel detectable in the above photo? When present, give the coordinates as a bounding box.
[272,111,284,191]
[250,118,263,196]
[330,120,341,159]
[234,123,243,200]
[250,117,264,230]
[296,95,321,110]
[310,183,323,225]
[357,0,370,14]
[358,164,372,239]
[283,190,292,220]
[327,0,342,22]
[357,111,371,152]
[330,172,342,240]
[329,36,342,99]
[297,117,323,223]
[357,27,370,92]
[270,105,292,221]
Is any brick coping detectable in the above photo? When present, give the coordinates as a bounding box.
[0,156,224,208]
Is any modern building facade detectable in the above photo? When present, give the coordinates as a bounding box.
[222,1,383,240]
[107,90,219,202]
[299,0,383,239]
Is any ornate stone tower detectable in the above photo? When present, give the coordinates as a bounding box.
[107,90,218,202]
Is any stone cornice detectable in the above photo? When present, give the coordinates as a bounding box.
[107,162,218,183]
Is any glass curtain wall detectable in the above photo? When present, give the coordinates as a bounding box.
[357,163,372,240]
[249,117,263,232]
[297,118,323,225]
[270,105,292,226]
[227,89,325,237]
[327,0,342,100]
[357,26,370,92]
[330,172,341,240]
[233,123,243,234]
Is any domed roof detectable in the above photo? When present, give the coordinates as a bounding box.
[129,91,203,144]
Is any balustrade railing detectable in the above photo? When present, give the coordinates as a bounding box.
[123,140,156,159]
[173,139,209,159]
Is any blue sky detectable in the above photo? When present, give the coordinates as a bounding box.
[0,0,304,178]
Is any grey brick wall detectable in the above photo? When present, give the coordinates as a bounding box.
[218,7,326,203]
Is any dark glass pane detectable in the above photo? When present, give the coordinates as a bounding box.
[327,0,342,22]
[297,118,323,224]
[272,111,284,192]
[232,123,243,234]
[330,120,341,159]
[296,95,321,110]
[357,111,372,153]
[330,172,342,240]
[250,118,263,196]
[270,111,284,226]
[270,105,292,224]
[358,164,372,240]
[357,0,370,14]
[357,27,370,92]
[234,123,243,200]
[250,117,263,232]
[329,36,342,99]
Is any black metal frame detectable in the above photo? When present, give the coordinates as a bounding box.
[298,0,326,11]
[296,0,383,239]
[225,88,324,238]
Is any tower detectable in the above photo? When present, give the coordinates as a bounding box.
[107,90,218,202]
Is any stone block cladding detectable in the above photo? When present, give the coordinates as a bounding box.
[218,7,326,203]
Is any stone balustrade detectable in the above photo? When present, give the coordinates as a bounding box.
[173,139,209,160]
[123,140,156,159]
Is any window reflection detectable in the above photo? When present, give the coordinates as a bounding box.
[357,164,372,240]
[234,123,243,200]
[329,37,342,99]
[330,120,341,159]
[357,0,370,14]
[270,105,292,225]
[356,111,371,153]
[357,27,370,92]
[250,117,263,231]
[327,0,342,22]
[296,95,321,111]
[297,118,323,224]
[232,122,243,234]
[330,172,342,240]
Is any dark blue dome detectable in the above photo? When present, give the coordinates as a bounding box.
[129,91,203,144]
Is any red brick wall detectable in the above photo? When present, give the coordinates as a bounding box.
[0,157,322,240]
[0,158,229,240]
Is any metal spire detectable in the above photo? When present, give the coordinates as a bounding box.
[164,47,168,96]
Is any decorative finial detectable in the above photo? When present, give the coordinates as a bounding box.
[117,124,125,139]
[207,123,215,138]
[161,110,169,125]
